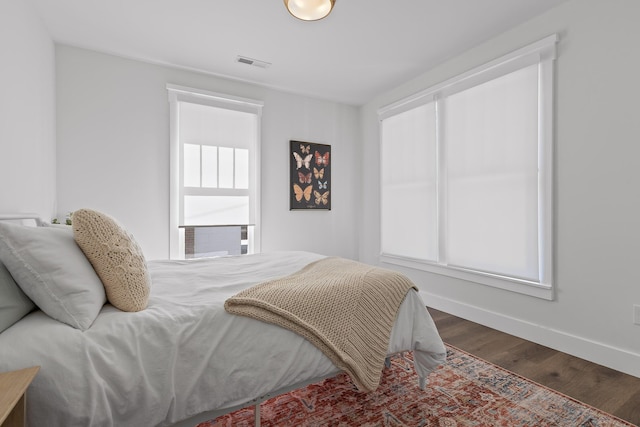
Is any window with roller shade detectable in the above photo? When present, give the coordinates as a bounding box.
[379,35,556,299]
[168,85,262,259]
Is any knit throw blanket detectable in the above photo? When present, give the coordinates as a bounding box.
[224,257,417,392]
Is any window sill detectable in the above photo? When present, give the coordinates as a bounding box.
[379,254,554,300]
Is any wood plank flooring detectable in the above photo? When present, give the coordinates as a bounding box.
[428,307,640,426]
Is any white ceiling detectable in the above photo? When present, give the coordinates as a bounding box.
[29,0,568,105]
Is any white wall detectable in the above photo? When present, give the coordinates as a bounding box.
[0,0,56,219]
[361,0,640,377]
[260,91,360,258]
[56,46,360,261]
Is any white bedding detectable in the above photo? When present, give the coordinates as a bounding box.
[0,251,446,427]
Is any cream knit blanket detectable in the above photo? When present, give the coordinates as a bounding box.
[224,257,417,392]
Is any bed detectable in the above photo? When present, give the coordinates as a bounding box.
[0,212,447,427]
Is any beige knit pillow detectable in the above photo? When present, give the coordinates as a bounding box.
[72,209,150,312]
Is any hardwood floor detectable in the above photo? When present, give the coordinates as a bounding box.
[428,307,640,426]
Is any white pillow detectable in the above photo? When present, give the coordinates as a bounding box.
[0,222,106,330]
[0,261,35,333]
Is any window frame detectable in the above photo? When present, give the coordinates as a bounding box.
[378,35,557,300]
[167,84,263,259]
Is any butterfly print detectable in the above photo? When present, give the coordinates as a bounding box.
[313,167,324,180]
[300,144,310,154]
[293,184,313,202]
[314,190,330,205]
[293,152,313,169]
[298,171,312,184]
[317,180,328,190]
[314,151,330,167]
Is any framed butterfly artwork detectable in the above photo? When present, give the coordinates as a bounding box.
[290,140,331,210]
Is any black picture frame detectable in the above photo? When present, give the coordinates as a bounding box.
[289,140,331,210]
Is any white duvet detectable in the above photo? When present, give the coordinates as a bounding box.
[0,251,446,427]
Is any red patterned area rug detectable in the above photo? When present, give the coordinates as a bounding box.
[200,345,635,426]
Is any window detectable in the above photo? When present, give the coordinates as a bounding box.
[168,84,262,259]
[379,35,556,299]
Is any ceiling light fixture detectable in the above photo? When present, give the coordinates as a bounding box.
[283,0,336,21]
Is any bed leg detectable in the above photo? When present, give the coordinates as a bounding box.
[419,377,427,390]
[254,402,261,427]
[384,357,391,368]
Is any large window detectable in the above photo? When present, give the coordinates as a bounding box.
[379,35,556,299]
[168,84,262,259]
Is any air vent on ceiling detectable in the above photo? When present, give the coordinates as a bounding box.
[236,55,272,69]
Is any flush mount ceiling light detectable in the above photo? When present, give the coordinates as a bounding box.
[284,0,336,21]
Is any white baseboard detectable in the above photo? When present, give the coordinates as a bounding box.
[422,291,640,379]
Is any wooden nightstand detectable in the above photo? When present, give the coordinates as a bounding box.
[0,366,39,427]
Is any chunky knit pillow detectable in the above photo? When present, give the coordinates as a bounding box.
[72,209,150,312]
